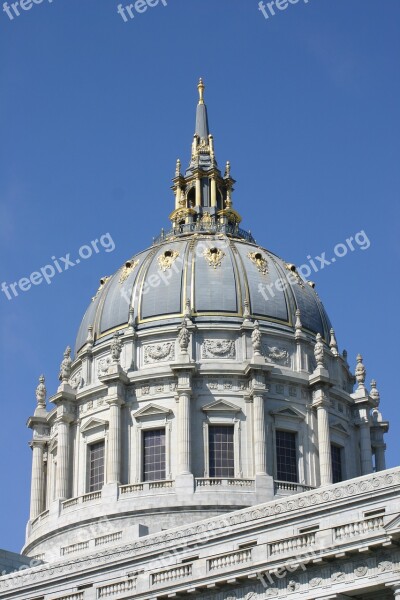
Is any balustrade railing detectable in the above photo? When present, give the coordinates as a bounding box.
[334,516,384,541]
[152,564,192,585]
[196,478,255,488]
[269,533,316,556]
[208,548,252,571]
[274,480,315,493]
[153,223,255,245]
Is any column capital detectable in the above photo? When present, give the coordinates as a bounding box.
[29,439,47,450]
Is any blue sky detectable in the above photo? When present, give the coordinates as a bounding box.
[0,0,399,552]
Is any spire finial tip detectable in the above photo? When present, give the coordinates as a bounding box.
[198,78,205,104]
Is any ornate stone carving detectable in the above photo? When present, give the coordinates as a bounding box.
[331,571,345,582]
[203,246,225,269]
[378,560,393,572]
[251,321,262,357]
[287,578,300,591]
[355,354,366,389]
[69,370,83,391]
[119,259,139,284]
[354,563,368,577]
[178,318,190,354]
[248,251,268,275]
[35,375,47,408]
[98,357,111,377]
[314,333,325,367]
[59,346,72,382]
[263,345,290,366]
[111,333,123,363]
[144,342,175,364]
[284,262,305,287]
[309,576,322,587]
[158,250,180,272]
[370,379,380,405]
[202,339,236,359]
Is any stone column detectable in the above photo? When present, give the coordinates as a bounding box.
[359,419,373,475]
[178,392,191,475]
[390,584,400,599]
[253,393,267,475]
[56,418,71,500]
[315,398,333,486]
[374,443,386,472]
[107,397,123,483]
[29,441,46,520]
[195,176,201,207]
[211,178,217,207]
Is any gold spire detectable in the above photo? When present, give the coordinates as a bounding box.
[198,78,205,105]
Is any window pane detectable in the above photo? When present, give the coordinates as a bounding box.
[276,430,298,482]
[143,429,166,482]
[331,444,343,483]
[209,425,234,478]
[89,441,105,492]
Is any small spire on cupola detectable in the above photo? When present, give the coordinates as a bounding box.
[195,78,209,141]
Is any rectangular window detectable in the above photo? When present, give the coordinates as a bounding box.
[143,429,166,482]
[276,430,298,482]
[209,425,235,478]
[89,441,105,492]
[331,444,343,483]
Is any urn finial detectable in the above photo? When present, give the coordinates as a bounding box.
[59,346,72,383]
[110,332,123,363]
[355,354,366,389]
[329,328,339,356]
[35,375,47,408]
[314,333,325,367]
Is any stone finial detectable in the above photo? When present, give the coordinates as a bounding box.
[225,161,231,178]
[59,346,72,382]
[178,318,190,354]
[128,307,135,329]
[86,325,94,346]
[35,375,47,408]
[329,328,339,356]
[251,320,262,357]
[175,158,181,177]
[242,299,251,325]
[370,379,380,405]
[314,333,325,367]
[295,309,302,331]
[111,332,123,363]
[355,354,366,389]
[184,299,192,321]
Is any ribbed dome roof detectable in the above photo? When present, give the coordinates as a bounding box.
[75,234,332,353]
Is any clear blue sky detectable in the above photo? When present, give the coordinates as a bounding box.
[0,0,399,552]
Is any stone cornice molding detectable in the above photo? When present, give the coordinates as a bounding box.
[98,365,130,386]
[7,468,400,594]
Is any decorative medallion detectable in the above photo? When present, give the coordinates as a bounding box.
[119,259,139,284]
[248,251,268,275]
[69,370,83,391]
[263,345,290,366]
[202,339,236,359]
[97,357,111,377]
[92,276,111,301]
[203,246,225,269]
[158,249,180,272]
[144,342,175,364]
[200,212,213,227]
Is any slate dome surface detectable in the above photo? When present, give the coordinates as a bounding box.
[75,234,332,354]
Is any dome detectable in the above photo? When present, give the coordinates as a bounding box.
[76,235,332,354]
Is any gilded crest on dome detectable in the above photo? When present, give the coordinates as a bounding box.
[119,259,139,284]
[203,246,225,269]
[248,251,268,275]
[158,249,180,272]
[92,276,111,301]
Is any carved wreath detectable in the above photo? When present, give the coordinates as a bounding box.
[144,343,174,363]
[202,339,235,359]
[264,345,290,365]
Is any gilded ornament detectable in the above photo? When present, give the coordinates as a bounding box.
[92,276,111,301]
[119,259,139,284]
[158,249,180,272]
[248,251,268,275]
[203,246,225,269]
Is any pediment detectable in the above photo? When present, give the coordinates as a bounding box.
[331,421,349,435]
[81,418,108,434]
[133,404,171,419]
[385,513,400,532]
[202,399,241,413]
[271,406,304,420]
